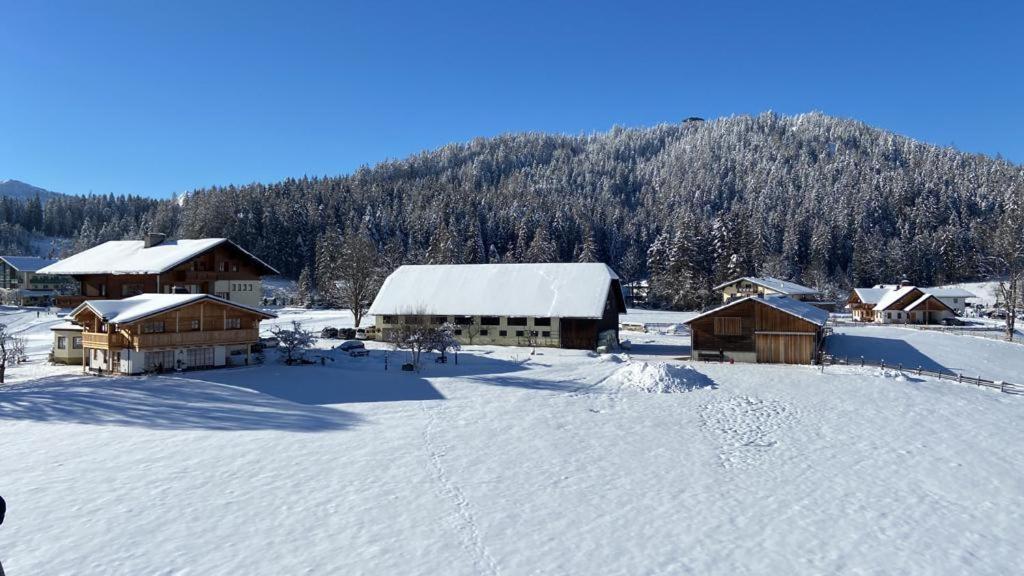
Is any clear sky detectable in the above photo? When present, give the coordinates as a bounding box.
[1,0,1021,198]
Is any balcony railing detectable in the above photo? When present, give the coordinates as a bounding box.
[81,328,258,350]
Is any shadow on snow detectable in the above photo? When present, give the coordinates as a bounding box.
[825,334,950,374]
[0,374,363,432]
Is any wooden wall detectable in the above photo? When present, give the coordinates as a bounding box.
[690,298,822,364]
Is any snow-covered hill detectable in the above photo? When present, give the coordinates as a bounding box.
[0,179,61,201]
[0,308,1022,575]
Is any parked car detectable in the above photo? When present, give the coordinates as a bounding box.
[336,340,365,352]
[320,326,339,339]
[338,327,356,339]
[940,317,964,326]
[355,326,378,340]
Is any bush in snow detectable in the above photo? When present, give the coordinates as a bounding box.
[0,323,26,383]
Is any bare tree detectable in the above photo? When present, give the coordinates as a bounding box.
[338,223,381,328]
[985,201,1024,341]
[271,320,317,364]
[0,323,26,383]
[432,322,462,360]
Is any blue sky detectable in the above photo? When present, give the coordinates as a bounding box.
[1,0,1021,198]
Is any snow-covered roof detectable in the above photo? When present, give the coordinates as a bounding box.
[903,293,954,313]
[368,263,624,319]
[852,288,890,304]
[713,276,819,296]
[50,322,83,331]
[0,255,60,272]
[37,238,278,276]
[71,293,275,324]
[685,295,829,327]
[924,287,976,298]
[873,286,920,311]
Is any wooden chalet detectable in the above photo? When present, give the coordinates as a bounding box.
[38,234,278,308]
[685,295,829,364]
[369,263,626,350]
[851,285,955,324]
[714,276,820,303]
[68,293,275,374]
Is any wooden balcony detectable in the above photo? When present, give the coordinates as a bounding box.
[81,332,130,350]
[132,328,259,349]
[57,295,99,308]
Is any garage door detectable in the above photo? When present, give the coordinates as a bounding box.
[755,334,815,364]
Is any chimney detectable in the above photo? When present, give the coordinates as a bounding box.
[899,277,911,287]
[144,232,166,248]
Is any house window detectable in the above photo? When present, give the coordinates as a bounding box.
[713,317,743,336]
[541,331,551,338]
[382,315,396,324]
[121,284,145,297]
[221,262,228,272]
[507,317,527,326]
[190,319,200,331]
[72,336,82,349]
[143,321,166,334]
[480,316,500,326]
[454,316,472,325]
[403,315,426,325]
[515,330,525,337]
[57,336,67,350]
[533,317,551,326]
[454,329,463,335]
[232,264,239,272]
[499,330,507,337]
[224,318,242,330]
[479,329,489,336]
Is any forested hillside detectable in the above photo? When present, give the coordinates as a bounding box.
[6,112,1023,309]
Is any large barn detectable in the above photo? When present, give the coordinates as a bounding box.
[369,263,626,350]
[685,294,829,364]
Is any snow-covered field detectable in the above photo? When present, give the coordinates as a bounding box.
[1,307,1023,575]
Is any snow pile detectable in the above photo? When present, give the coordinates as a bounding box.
[610,361,713,393]
[874,368,908,381]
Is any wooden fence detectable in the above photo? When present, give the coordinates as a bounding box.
[819,352,1023,395]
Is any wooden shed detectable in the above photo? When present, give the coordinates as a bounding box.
[685,295,829,364]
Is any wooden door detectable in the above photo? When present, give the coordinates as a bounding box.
[755,334,815,364]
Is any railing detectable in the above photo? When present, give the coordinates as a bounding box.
[133,328,259,349]
[818,352,1023,395]
[81,332,130,349]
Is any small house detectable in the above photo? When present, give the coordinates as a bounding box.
[68,293,275,374]
[369,263,626,350]
[714,276,820,303]
[685,295,829,364]
[846,284,958,324]
[50,322,84,364]
[38,234,278,308]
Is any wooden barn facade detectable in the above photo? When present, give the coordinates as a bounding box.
[685,295,829,364]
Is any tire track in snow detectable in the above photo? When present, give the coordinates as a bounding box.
[421,401,501,576]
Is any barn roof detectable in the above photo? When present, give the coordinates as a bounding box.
[37,238,279,276]
[70,293,276,324]
[713,276,819,296]
[0,255,60,272]
[368,263,624,319]
[685,295,829,327]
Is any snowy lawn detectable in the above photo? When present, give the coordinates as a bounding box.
[0,309,1023,575]
[829,324,1024,383]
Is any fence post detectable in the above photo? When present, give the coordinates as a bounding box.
[898,363,902,372]
[917,365,922,376]
[881,359,885,369]
[860,356,864,367]
[1001,381,1006,393]
[958,373,962,384]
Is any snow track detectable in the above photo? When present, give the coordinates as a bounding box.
[701,395,798,469]
[421,401,501,576]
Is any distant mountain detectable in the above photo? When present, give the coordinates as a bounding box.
[0,179,62,202]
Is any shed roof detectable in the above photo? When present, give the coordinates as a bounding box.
[71,293,276,324]
[685,295,829,327]
[852,288,890,305]
[368,263,624,319]
[37,238,278,276]
[713,276,819,296]
[0,256,60,272]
